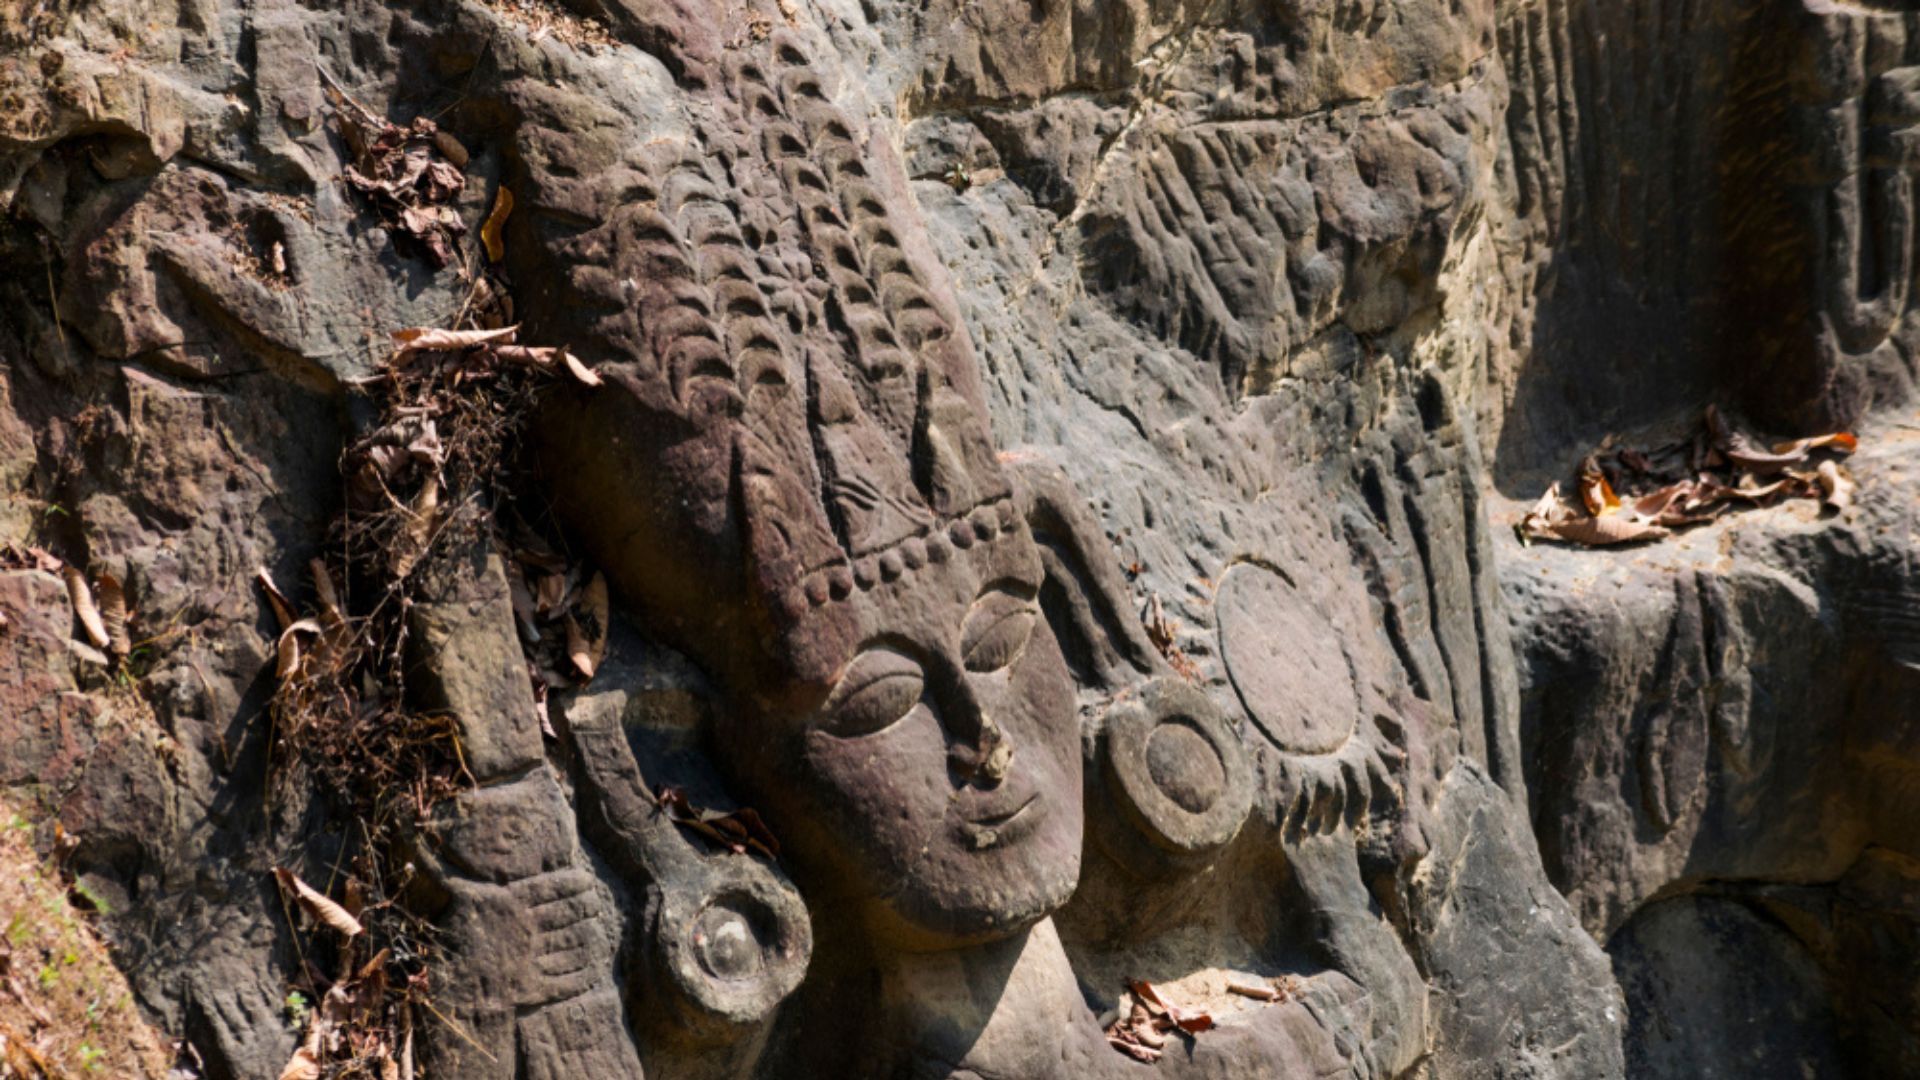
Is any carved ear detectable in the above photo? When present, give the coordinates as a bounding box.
[1005,454,1168,692]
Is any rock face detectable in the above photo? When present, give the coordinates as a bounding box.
[0,2,1913,1079]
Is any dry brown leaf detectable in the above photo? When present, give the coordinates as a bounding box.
[63,566,110,650]
[1520,481,1572,537]
[276,619,322,680]
[1630,483,1692,521]
[560,348,603,387]
[1539,514,1669,547]
[491,343,556,371]
[278,1044,323,1080]
[398,1004,415,1080]
[533,571,568,618]
[256,566,298,631]
[0,544,62,573]
[393,478,441,579]
[482,186,514,262]
[1818,460,1856,512]
[577,571,608,675]
[505,560,540,642]
[273,867,365,937]
[69,639,110,666]
[1129,979,1214,1034]
[433,129,469,168]
[565,615,594,682]
[309,558,352,658]
[95,572,131,656]
[389,324,518,365]
[309,557,341,617]
[1715,476,1793,503]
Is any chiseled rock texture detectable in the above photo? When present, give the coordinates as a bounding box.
[0,0,1913,1077]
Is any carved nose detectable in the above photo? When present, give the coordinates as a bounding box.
[977,716,1013,783]
[949,713,1014,785]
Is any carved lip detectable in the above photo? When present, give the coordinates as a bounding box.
[955,792,1042,849]
[963,794,1036,828]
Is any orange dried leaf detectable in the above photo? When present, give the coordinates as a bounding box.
[1175,1011,1215,1034]
[482,186,513,262]
[1772,431,1858,456]
[1577,456,1620,516]
[1129,980,1170,1013]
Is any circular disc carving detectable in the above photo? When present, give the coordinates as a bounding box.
[1216,563,1357,755]
[1101,678,1252,856]
[654,865,812,1034]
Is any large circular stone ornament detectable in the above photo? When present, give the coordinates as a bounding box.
[1215,562,1358,755]
[652,863,812,1039]
[1101,677,1253,857]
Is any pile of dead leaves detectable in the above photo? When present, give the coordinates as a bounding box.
[272,868,424,1080]
[1105,980,1214,1064]
[265,318,608,802]
[2,543,133,668]
[1520,406,1860,547]
[260,303,603,1073]
[320,67,471,267]
[346,324,599,588]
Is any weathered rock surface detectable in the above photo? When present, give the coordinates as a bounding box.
[0,1,1913,1078]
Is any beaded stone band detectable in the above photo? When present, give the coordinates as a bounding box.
[788,494,1023,613]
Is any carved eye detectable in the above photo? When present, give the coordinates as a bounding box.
[961,587,1038,674]
[819,648,925,738]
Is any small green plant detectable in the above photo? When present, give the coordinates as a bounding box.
[77,1042,104,1071]
[70,880,112,916]
[285,990,311,1029]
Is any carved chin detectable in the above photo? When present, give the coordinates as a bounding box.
[873,797,1085,946]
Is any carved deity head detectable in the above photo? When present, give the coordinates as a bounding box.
[527,30,1082,948]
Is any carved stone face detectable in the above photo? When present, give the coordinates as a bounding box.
[714,499,1085,948]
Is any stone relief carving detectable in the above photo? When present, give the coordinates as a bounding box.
[373,9,1460,1077]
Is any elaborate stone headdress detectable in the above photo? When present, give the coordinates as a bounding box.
[523,25,1015,700]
